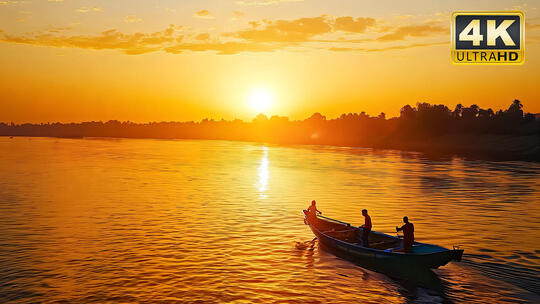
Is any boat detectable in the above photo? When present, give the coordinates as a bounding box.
[303,210,464,269]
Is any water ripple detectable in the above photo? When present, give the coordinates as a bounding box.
[0,137,539,303]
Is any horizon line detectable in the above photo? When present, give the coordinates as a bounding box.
[2,100,537,125]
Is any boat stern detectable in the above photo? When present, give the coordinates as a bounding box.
[452,247,464,261]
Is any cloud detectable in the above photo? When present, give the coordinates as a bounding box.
[48,0,64,2]
[195,33,210,41]
[376,24,447,41]
[124,15,142,23]
[0,15,450,55]
[236,0,303,6]
[47,25,73,33]
[334,16,376,33]
[526,23,540,31]
[232,15,377,42]
[0,25,177,55]
[235,16,332,42]
[329,41,447,52]
[395,15,414,20]
[232,11,244,20]
[194,9,214,19]
[164,41,278,55]
[76,7,102,13]
[0,0,20,5]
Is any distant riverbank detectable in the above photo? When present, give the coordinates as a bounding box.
[2,100,538,161]
[377,134,540,161]
[2,133,539,162]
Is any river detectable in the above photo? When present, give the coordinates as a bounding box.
[0,137,539,303]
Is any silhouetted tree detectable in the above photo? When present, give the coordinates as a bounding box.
[0,99,537,159]
[400,105,416,119]
[505,99,524,121]
[453,104,463,118]
[253,113,269,123]
[462,105,479,120]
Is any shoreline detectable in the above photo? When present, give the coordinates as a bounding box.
[377,133,540,162]
[3,134,538,162]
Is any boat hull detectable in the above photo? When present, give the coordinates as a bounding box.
[304,211,463,269]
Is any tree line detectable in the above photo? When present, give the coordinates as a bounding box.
[1,100,538,157]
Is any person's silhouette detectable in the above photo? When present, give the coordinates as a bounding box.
[396,216,415,252]
[306,200,321,224]
[360,209,372,247]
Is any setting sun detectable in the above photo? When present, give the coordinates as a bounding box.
[247,87,273,114]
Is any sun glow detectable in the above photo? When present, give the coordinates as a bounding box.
[256,147,269,198]
[247,87,273,114]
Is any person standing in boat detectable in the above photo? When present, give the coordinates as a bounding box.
[360,209,372,247]
[396,216,414,252]
[306,200,321,224]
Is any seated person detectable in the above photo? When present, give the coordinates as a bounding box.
[305,200,321,224]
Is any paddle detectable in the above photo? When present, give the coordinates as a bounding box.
[295,237,317,249]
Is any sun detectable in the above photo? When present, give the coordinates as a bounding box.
[247,87,273,113]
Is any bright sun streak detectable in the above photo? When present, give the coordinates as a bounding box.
[248,87,273,113]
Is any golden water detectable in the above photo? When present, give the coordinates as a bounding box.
[0,137,539,303]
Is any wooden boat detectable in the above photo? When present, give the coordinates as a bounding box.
[303,210,464,269]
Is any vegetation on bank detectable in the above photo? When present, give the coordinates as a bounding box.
[1,100,539,160]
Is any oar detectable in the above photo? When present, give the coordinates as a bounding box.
[295,237,317,249]
[307,237,317,250]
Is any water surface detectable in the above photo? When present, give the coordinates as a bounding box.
[0,137,539,303]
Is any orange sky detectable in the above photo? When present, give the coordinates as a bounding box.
[1,0,539,123]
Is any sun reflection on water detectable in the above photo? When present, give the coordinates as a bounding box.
[256,147,269,198]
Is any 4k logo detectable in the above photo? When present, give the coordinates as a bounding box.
[451,11,524,64]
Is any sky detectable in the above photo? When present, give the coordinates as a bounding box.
[0,0,539,123]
